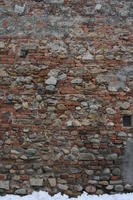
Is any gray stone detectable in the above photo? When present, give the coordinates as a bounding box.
[25,149,37,156]
[57,184,68,191]
[36,95,42,102]
[58,73,67,80]
[106,108,116,115]
[74,185,83,192]
[81,102,88,107]
[108,85,118,92]
[85,169,94,176]
[72,120,81,127]
[64,154,76,161]
[85,185,96,194]
[48,178,56,187]
[88,180,98,185]
[112,168,121,176]
[114,185,124,192]
[110,180,123,185]
[46,85,56,92]
[45,76,57,85]
[0,42,5,49]
[99,181,108,186]
[103,168,110,175]
[0,181,9,190]
[82,51,94,60]
[30,178,43,186]
[79,153,95,160]
[124,184,133,191]
[7,94,13,101]
[106,153,118,160]
[95,4,102,11]
[106,185,113,190]
[96,189,103,195]
[71,78,83,84]
[15,4,25,14]
[96,74,106,84]
[11,150,20,155]
[119,102,130,109]
[15,189,27,195]
[118,132,127,137]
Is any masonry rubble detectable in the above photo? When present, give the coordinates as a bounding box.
[0,0,132,197]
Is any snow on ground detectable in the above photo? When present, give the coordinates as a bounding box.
[0,191,133,200]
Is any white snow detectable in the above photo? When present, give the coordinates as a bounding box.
[0,191,133,200]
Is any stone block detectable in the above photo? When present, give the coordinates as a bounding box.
[0,181,9,190]
[30,178,43,187]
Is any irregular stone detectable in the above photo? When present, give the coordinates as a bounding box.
[71,78,83,84]
[108,85,118,92]
[103,168,110,175]
[88,180,98,185]
[114,185,124,192]
[110,180,123,185]
[72,120,81,127]
[112,168,121,176]
[85,169,94,176]
[106,153,118,160]
[46,85,56,92]
[22,102,29,109]
[15,4,25,14]
[64,154,76,161]
[0,42,5,49]
[96,189,104,195]
[81,119,90,126]
[124,184,133,191]
[85,185,96,194]
[7,94,13,101]
[58,73,67,80]
[0,181,9,190]
[107,122,114,127]
[118,132,127,137]
[79,153,95,161]
[25,149,37,156]
[74,185,83,192]
[106,108,116,115]
[99,181,108,186]
[48,69,60,78]
[20,155,28,160]
[119,102,130,109]
[45,76,57,85]
[76,106,81,110]
[36,95,42,102]
[48,178,56,187]
[57,184,68,191]
[30,178,43,186]
[57,104,66,111]
[96,74,106,84]
[81,102,88,107]
[95,4,102,11]
[15,189,27,195]
[95,55,104,61]
[82,51,94,60]
[14,104,22,110]
[106,185,114,190]
[11,150,20,155]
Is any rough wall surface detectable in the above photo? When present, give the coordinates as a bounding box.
[0,0,133,196]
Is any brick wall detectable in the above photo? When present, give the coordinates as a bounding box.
[0,0,133,196]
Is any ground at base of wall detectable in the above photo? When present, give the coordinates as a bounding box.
[0,191,133,200]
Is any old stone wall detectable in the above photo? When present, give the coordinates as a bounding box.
[0,0,133,196]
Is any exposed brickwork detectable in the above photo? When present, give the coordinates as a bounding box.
[0,0,133,196]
